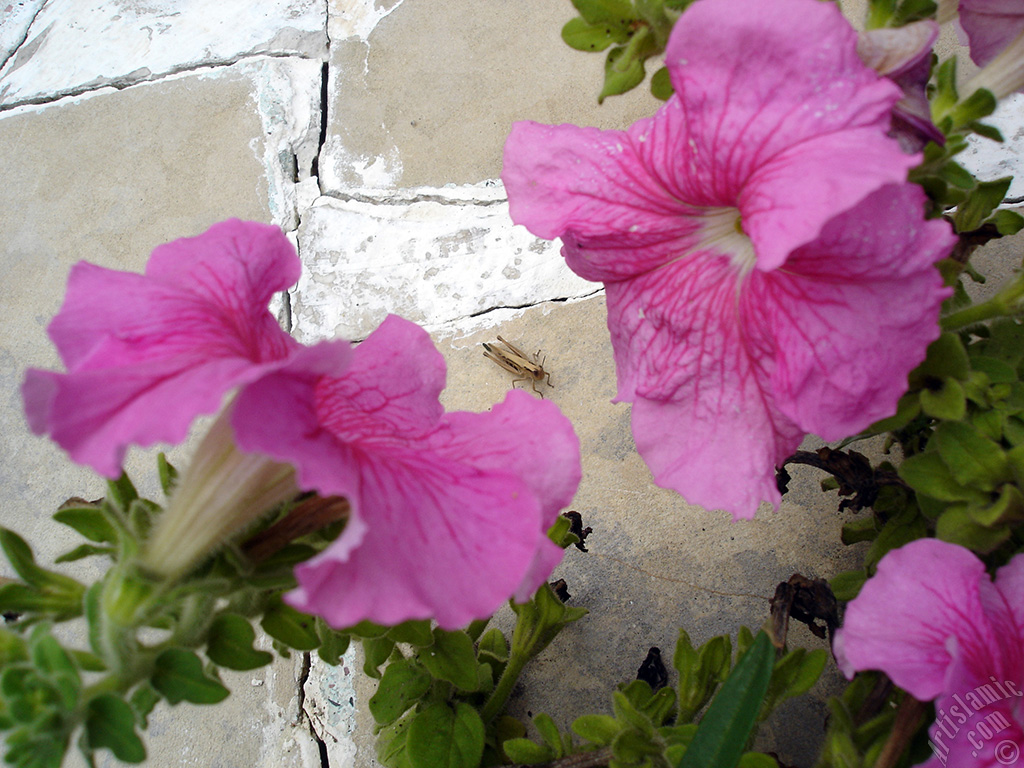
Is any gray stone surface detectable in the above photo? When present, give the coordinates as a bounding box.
[320,0,665,192]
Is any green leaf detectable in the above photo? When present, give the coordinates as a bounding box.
[261,600,320,651]
[865,509,929,570]
[830,570,866,602]
[0,584,82,616]
[501,737,555,765]
[362,636,396,679]
[917,332,970,381]
[992,209,1024,236]
[899,451,984,503]
[55,544,115,564]
[378,710,415,768]
[369,659,431,727]
[955,177,1012,233]
[651,66,673,100]
[129,683,161,728]
[207,614,274,671]
[571,0,635,24]
[934,421,1010,491]
[573,714,621,746]
[387,620,433,647]
[920,378,966,420]
[157,453,178,496]
[970,121,1004,142]
[562,17,629,52]
[420,629,480,692]
[106,473,139,511]
[406,702,485,768]
[936,506,1011,552]
[532,713,564,756]
[738,753,779,768]
[967,484,1024,527]
[676,632,775,768]
[931,58,958,119]
[938,161,975,189]
[316,619,351,665]
[841,516,877,545]
[477,628,508,664]
[950,88,997,132]
[599,42,647,103]
[52,506,118,544]
[151,649,230,705]
[0,529,86,598]
[85,694,146,763]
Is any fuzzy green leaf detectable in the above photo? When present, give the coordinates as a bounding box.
[207,614,274,671]
[420,630,480,692]
[934,421,1010,491]
[85,694,146,763]
[261,601,320,652]
[406,702,485,768]
[52,507,117,544]
[369,659,431,727]
[151,649,229,705]
[562,17,629,52]
[573,714,622,746]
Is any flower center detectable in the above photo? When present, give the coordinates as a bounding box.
[696,207,756,275]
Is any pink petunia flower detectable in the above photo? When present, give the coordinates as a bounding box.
[834,539,1024,768]
[232,315,582,630]
[24,221,581,626]
[857,20,945,151]
[502,0,955,518]
[22,219,341,479]
[939,0,1024,98]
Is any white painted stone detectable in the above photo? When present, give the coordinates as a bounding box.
[0,0,45,67]
[328,0,407,43]
[291,195,595,343]
[0,0,327,108]
[245,56,323,230]
[961,93,1024,200]
[304,649,361,768]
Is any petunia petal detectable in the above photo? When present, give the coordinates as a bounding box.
[288,448,547,629]
[236,316,580,629]
[834,539,999,701]
[764,184,953,439]
[665,0,909,269]
[959,0,1024,67]
[503,118,697,283]
[606,257,803,517]
[23,220,305,477]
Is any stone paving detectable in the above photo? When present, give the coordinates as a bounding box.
[2,2,1023,767]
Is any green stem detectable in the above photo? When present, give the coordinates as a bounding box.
[480,651,530,724]
[942,276,1024,330]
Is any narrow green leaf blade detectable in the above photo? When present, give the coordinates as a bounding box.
[676,631,774,768]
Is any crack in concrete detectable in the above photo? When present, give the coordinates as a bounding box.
[468,289,604,319]
[0,50,320,113]
[321,189,509,207]
[0,1,47,73]
[297,651,331,768]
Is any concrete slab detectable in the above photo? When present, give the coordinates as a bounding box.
[320,0,666,192]
[291,194,595,343]
[0,0,327,109]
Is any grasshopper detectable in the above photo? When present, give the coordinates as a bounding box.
[482,335,553,397]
